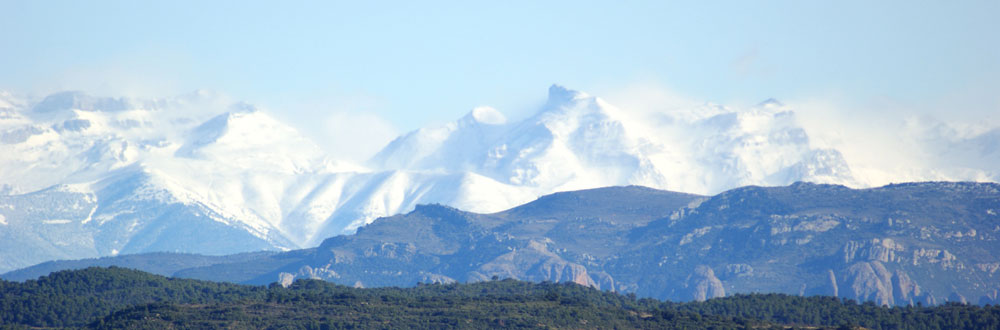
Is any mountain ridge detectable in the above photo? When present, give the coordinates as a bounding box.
[6,182,999,307]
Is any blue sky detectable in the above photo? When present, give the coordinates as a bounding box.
[2,1,998,159]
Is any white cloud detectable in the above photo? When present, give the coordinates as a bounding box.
[788,96,999,186]
[602,83,1000,187]
[259,87,400,164]
[599,81,702,116]
[32,46,195,100]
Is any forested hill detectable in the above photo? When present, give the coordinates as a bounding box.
[2,267,999,329]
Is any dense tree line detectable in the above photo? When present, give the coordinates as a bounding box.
[2,267,999,329]
[677,293,1000,330]
[0,267,265,327]
[94,279,753,329]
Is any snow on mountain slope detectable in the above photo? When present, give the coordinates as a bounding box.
[371,86,659,192]
[0,92,307,271]
[0,90,536,270]
[1,85,996,273]
[371,85,855,195]
[308,170,534,242]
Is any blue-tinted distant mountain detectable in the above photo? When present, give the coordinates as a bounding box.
[267,182,1000,306]
[13,182,998,306]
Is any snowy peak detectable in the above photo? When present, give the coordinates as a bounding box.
[545,84,586,108]
[368,85,609,177]
[371,85,644,192]
[177,104,265,157]
[176,106,329,172]
[535,85,609,125]
[369,106,510,171]
[463,106,507,125]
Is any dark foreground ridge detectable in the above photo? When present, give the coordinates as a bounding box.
[1,267,999,329]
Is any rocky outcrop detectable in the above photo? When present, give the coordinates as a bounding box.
[589,271,617,292]
[470,240,599,288]
[722,263,754,278]
[839,262,929,306]
[416,272,456,284]
[274,264,341,285]
[843,261,895,306]
[978,288,999,305]
[826,269,839,297]
[975,263,1000,275]
[278,272,295,288]
[684,265,725,302]
[912,248,963,270]
[891,270,922,306]
[842,238,905,264]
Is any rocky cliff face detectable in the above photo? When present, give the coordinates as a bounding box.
[229,182,1000,305]
[682,265,726,301]
[261,186,702,290]
[620,182,1000,304]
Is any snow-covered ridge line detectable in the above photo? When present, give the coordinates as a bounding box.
[0,85,997,274]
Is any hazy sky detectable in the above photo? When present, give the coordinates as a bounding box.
[2,1,998,160]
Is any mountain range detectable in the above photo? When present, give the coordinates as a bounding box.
[0,85,996,275]
[7,182,1000,306]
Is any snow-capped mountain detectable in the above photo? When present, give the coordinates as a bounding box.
[371,85,855,195]
[0,85,994,273]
